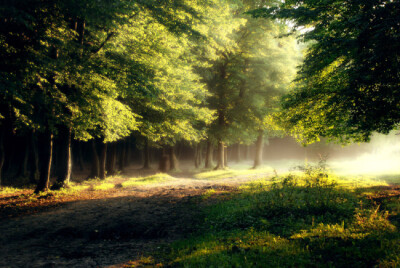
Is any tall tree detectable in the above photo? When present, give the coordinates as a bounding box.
[205,0,299,169]
[252,0,400,143]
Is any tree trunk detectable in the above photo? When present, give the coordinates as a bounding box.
[253,130,264,169]
[76,142,84,171]
[224,145,228,167]
[168,146,179,171]
[194,143,203,168]
[88,139,100,178]
[53,126,72,189]
[35,131,53,193]
[142,139,150,169]
[194,144,199,168]
[124,139,130,167]
[99,142,107,180]
[29,131,40,184]
[106,142,116,175]
[204,140,213,168]
[158,149,170,172]
[0,126,5,186]
[214,140,225,170]
[16,136,29,178]
[118,141,126,172]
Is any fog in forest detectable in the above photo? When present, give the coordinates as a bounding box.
[262,131,400,179]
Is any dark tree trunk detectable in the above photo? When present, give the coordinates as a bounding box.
[194,143,203,168]
[142,139,150,169]
[35,131,53,193]
[118,141,126,172]
[158,149,170,173]
[168,146,179,170]
[204,140,213,168]
[106,142,116,175]
[197,143,203,167]
[0,126,5,186]
[76,142,84,171]
[253,130,264,169]
[16,136,29,178]
[53,126,72,189]
[88,139,100,178]
[29,131,40,184]
[99,142,107,180]
[124,139,130,167]
[214,140,225,170]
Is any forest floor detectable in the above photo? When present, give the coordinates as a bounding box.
[1,161,399,268]
[0,162,274,268]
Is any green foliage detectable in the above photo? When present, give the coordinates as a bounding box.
[251,0,400,143]
[203,0,301,145]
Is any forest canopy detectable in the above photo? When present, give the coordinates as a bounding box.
[0,0,300,191]
[1,0,398,192]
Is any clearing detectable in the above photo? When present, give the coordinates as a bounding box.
[0,163,273,267]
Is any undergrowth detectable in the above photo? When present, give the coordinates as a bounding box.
[149,160,400,267]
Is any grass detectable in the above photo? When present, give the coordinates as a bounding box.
[121,173,173,187]
[195,164,274,180]
[145,161,400,267]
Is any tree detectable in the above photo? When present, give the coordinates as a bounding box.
[204,0,299,169]
[252,0,400,143]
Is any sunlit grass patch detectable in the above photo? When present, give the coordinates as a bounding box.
[158,160,400,267]
[201,189,216,200]
[194,166,274,180]
[335,175,390,188]
[92,182,115,191]
[121,173,173,187]
[0,186,32,196]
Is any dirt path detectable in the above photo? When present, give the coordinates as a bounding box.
[0,168,269,268]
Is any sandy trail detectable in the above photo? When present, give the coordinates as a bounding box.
[0,167,271,268]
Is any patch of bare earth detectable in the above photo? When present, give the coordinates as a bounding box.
[0,166,258,268]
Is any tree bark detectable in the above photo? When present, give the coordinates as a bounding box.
[158,149,170,172]
[168,146,179,171]
[0,126,5,186]
[35,131,53,193]
[204,140,213,168]
[53,126,72,189]
[76,141,84,171]
[214,140,225,170]
[29,131,40,184]
[99,142,107,180]
[253,130,264,169]
[194,143,203,168]
[16,136,29,178]
[88,139,100,178]
[118,141,126,172]
[142,139,150,169]
[124,138,130,167]
[106,142,116,176]
[194,144,199,168]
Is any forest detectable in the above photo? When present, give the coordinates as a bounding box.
[0,0,399,267]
